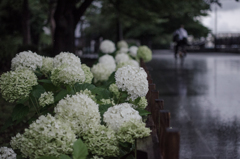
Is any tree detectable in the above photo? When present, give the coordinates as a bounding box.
[83,0,220,48]
[53,0,94,55]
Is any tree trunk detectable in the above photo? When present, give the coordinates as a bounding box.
[22,0,31,45]
[53,0,75,55]
[53,0,94,56]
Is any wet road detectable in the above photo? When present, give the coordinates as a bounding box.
[147,50,240,159]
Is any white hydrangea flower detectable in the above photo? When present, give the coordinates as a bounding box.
[115,65,148,100]
[53,52,81,67]
[54,93,101,136]
[10,114,76,159]
[0,69,38,103]
[137,45,152,62]
[103,103,142,132]
[116,59,139,69]
[51,64,85,86]
[82,125,119,157]
[129,46,138,57]
[39,91,54,107]
[117,119,151,144]
[117,40,128,49]
[115,53,130,64]
[91,63,115,83]
[99,40,116,54]
[81,64,93,84]
[11,50,42,71]
[40,57,54,75]
[0,147,16,159]
[119,47,129,53]
[99,54,116,66]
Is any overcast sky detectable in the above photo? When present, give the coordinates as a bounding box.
[201,0,240,34]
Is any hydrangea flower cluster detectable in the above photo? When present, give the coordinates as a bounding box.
[99,54,116,66]
[54,93,101,136]
[51,64,85,86]
[40,57,54,75]
[0,147,16,159]
[115,53,130,64]
[79,89,97,102]
[117,40,128,49]
[99,40,116,54]
[116,59,139,69]
[81,64,93,83]
[130,96,148,109]
[109,84,120,98]
[115,65,148,100]
[0,69,38,102]
[129,46,138,57]
[103,103,142,131]
[91,63,115,83]
[99,98,115,105]
[39,91,54,107]
[11,51,42,71]
[116,119,151,144]
[53,52,81,67]
[137,45,152,62]
[10,114,76,159]
[82,125,119,157]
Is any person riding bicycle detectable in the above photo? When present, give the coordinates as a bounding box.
[173,25,188,58]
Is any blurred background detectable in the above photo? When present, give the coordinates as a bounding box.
[0,0,239,72]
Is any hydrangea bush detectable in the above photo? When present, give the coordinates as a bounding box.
[99,40,116,54]
[137,45,152,62]
[0,40,152,159]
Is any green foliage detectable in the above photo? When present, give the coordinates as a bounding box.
[74,83,96,92]
[54,89,68,103]
[136,108,151,117]
[12,104,29,121]
[31,85,46,99]
[73,139,89,159]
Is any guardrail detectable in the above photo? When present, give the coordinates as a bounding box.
[137,59,180,159]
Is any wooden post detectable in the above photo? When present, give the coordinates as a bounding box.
[155,99,164,110]
[150,90,159,125]
[165,128,180,159]
[158,110,171,158]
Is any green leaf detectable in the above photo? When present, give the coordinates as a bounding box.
[74,83,95,92]
[12,104,29,121]
[99,104,112,124]
[54,89,68,103]
[133,97,141,105]
[16,97,29,104]
[92,87,112,100]
[16,154,24,159]
[38,156,58,159]
[0,117,13,132]
[59,154,72,159]
[38,79,52,83]
[31,85,46,98]
[72,138,88,159]
[66,85,75,95]
[136,109,151,116]
[42,83,59,92]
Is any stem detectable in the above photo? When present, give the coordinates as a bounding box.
[73,85,77,94]
[117,92,122,104]
[30,97,40,115]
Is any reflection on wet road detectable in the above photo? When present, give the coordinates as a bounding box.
[147,50,240,159]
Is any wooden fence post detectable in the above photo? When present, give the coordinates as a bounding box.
[165,128,180,159]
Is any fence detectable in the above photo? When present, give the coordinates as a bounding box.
[136,59,180,159]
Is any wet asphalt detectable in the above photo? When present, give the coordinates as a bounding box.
[146,50,240,159]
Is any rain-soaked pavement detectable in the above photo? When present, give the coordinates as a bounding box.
[146,50,240,159]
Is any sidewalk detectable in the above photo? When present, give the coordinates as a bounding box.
[147,50,240,159]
